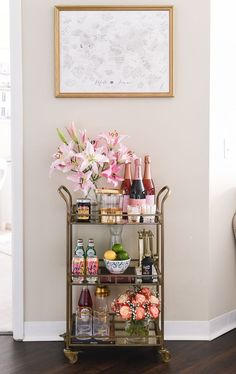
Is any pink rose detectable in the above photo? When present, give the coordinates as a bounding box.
[120,305,132,320]
[135,293,146,304]
[136,306,145,320]
[149,305,159,319]
[118,294,129,304]
[149,295,160,305]
[141,287,152,298]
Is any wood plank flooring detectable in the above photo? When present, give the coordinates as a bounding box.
[1,329,236,374]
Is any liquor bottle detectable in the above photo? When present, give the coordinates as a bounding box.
[86,239,98,283]
[129,158,146,206]
[141,234,153,283]
[143,155,155,205]
[120,162,132,219]
[72,239,85,283]
[78,285,93,310]
[77,286,93,338]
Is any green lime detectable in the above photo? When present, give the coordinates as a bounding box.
[112,243,124,253]
[117,250,129,260]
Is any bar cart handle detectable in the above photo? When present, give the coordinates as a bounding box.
[58,185,73,214]
[156,186,171,215]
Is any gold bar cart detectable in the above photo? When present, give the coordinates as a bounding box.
[58,185,171,364]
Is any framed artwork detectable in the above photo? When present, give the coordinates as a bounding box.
[54,6,173,98]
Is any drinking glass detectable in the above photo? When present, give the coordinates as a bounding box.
[93,311,110,340]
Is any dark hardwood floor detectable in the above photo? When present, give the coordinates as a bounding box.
[1,329,236,374]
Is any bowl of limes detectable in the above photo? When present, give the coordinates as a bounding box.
[103,243,130,274]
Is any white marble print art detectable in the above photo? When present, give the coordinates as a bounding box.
[59,10,170,94]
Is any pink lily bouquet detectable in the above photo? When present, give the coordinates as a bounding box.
[111,286,160,321]
[50,122,136,195]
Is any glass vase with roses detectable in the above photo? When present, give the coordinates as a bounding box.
[111,286,160,344]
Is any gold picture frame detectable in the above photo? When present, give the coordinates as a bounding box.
[55,6,174,98]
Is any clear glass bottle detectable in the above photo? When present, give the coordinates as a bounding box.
[76,286,93,339]
[93,285,110,341]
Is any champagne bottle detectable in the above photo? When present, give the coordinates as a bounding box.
[120,162,132,218]
[129,158,146,206]
[143,155,155,205]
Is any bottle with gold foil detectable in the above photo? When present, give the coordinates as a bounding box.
[143,155,155,205]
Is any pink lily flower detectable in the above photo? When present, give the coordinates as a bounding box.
[50,142,76,174]
[98,130,128,149]
[117,143,136,163]
[78,129,88,150]
[78,141,108,175]
[67,170,95,195]
[101,161,123,186]
[66,121,78,143]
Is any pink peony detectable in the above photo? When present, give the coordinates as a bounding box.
[149,295,160,305]
[149,305,159,319]
[136,307,146,320]
[135,293,146,304]
[120,305,132,320]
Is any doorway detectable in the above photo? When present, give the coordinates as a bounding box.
[0,0,12,333]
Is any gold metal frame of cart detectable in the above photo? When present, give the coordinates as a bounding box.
[58,185,171,364]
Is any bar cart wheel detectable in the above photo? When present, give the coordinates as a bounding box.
[64,349,79,364]
[159,348,171,363]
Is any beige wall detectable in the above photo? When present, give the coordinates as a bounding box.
[22,0,211,322]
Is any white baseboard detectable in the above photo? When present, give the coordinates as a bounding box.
[24,321,65,341]
[23,309,236,342]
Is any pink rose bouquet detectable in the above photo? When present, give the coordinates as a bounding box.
[111,286,160,322]
[50,122,136,195]
[111,286,160,340]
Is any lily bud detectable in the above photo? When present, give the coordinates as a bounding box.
[57,128,68,145]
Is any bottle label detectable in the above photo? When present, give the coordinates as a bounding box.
[80,308,91,322]
[75,248,84,257]
[146,195,155,205]
[72,257,85,276]
[86,257,98,275]
[142,264,152,275]
[129,198,146,207]
[86,248,96,257]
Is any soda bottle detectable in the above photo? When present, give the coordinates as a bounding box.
[72,239,85,283]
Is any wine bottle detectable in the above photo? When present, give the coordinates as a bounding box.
[129,158,146,206]
[143,155,155,205]
[120,162,132,218]
[141,234,153,283]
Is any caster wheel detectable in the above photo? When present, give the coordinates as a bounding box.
[159,348,171,363]
[64,349,79,364]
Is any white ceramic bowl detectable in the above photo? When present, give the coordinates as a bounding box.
[103,258,131,274]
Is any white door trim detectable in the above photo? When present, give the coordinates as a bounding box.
[10,0,24,340]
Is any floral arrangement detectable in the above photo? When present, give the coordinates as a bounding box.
[111,286,160,321]
[50,122,136,195]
